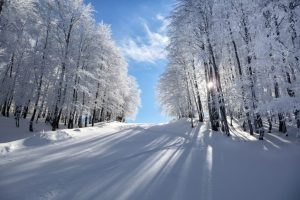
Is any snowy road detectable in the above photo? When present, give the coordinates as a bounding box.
[1,120,300,200]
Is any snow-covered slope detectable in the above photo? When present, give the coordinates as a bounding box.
[0,119,300,200]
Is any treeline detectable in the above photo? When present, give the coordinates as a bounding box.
[0,0,140,131]
[157,0,300,139]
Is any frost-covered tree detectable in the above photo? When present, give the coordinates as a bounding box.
[157,0,300,139]
[0,0,141,131]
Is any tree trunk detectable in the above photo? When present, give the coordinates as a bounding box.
[192,59,204,122]
[30,21,50,131]
[0,0,4,14]
[84,115,88,127]
[36,96,47,123]
[295,110,300,129]
[256,113,264,140]
[78,115,83,128]
[92,108,96,126]
[207,37,229,136]
[204,62,217,131]
[21,100,30,119]
[29,74,44,131]
[278,113,287,136]
[100,107,105,122]
[268,117,272,133]
[1,100,7,116]
[52,17,74,131]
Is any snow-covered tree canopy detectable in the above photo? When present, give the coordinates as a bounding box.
[0,0,141,131]
[157,0,300,137]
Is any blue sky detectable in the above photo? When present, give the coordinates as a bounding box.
[85,0,175,123]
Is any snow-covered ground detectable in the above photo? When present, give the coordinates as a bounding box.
[0,117,300,200]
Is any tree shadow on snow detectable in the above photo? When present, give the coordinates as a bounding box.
[1,120,300,200]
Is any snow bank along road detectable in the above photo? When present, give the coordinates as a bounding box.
[1,119,300,200]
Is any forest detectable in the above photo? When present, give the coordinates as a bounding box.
[0,0,141,132]
[1,0,300,199]
[157,0,300,140]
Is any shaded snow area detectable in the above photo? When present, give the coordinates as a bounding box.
[1,118,300,200]
[0,117,74,155]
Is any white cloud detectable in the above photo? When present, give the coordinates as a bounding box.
[156,14,169,33]
[121,15,170,63]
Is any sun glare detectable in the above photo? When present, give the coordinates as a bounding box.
[207,81,214,89]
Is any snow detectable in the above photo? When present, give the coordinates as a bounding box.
[0,117,73,155]
[0,118,300,200]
